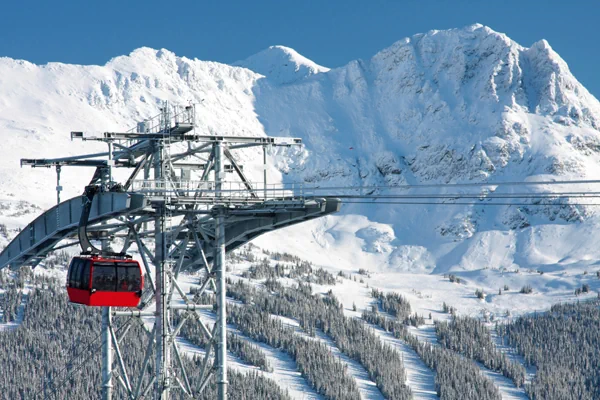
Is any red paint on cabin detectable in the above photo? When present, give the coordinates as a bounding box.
[66,256,143,307]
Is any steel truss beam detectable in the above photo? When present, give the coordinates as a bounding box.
[73,131,302,146]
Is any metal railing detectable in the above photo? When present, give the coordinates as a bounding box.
[122,104,196,148]
[127,104,195,135]
[129,180,313,201]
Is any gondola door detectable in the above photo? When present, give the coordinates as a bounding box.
[66,257,92,305]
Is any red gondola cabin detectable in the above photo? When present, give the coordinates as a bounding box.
[66,256,143,307]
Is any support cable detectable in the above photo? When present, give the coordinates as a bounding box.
[341,200,600,206]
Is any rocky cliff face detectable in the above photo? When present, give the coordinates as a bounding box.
[255,24,600,187]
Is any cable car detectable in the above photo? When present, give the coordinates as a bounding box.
[66,256,143,307]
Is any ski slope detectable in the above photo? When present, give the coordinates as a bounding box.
[367,324,438,400]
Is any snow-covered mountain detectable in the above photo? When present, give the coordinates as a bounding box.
[234,45,329,84]
[2,24,600,314]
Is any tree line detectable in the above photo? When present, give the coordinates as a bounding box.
[241,258,336,285]
[370,288,425,326]
[497,300,600,399]
[435,315,526,387]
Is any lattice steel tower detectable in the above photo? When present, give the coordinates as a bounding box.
[0,103,340,399]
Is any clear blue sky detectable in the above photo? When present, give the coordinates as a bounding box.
[3,0,599,97]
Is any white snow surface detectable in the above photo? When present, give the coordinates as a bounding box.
[234,45,329,85]
[2,24,600,318]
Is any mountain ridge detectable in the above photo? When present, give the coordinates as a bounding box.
[234,45,329,84]
[1,24,600,283]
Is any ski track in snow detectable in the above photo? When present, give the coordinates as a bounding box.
[365,322,439,400]
[411,324,528,400]
[408,324,440,347]
[491,330,537,387]
[175,335,253,373]
[274,314,385,400]
[312,329,384,400]
[199,310,323,400]
[336,285,439,399]
[246,337,323,400]
[476,364,529,400]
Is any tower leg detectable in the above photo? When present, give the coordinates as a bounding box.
[216,212,227,400]
[155,206,171,399]
[101,307,113,400]
[101,165,113,400]
[214,142,228,400]
[154,134,171,400]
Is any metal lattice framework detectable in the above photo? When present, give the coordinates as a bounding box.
[0,104,340,400]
